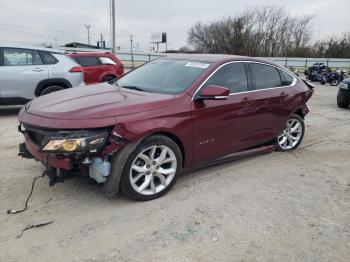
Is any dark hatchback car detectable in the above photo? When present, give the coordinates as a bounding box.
[18,55,314,200]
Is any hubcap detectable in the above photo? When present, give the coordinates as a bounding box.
[129,145,177,196]
[278,118,303,150]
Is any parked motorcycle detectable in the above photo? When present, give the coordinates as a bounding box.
[306,70,324,82]
[320,71,348,86]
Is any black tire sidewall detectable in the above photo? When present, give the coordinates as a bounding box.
[337,101,349,108]
[120,135,182,201]
[331,79,340,86]
[337,90,350,108]
[40,86,64,96]
[103,76,116,84]
[276,114,305,152]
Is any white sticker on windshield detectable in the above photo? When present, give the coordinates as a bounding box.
[185,62,210,69]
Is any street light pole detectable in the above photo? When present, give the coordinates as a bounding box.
[84,24,91,46]
[130,35,135,69]
[111,0,116,54]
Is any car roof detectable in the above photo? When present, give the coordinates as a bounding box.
[0,43,64,53]
[163,53,277,65]
[69,52,114,57]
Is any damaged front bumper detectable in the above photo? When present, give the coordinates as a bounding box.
[18,124,125,185]
[20,133,72,170]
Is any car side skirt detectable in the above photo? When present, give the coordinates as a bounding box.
[188,144,276,172]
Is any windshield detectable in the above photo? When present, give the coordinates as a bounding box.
[117,59,211,94]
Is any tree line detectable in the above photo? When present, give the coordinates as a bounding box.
[186,6,350,58]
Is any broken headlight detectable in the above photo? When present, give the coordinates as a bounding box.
[41,130,109,153]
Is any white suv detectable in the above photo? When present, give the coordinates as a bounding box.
[0,44,84,105]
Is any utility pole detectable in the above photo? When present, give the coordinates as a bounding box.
[111,0,116,54]
[130,35,135,69]
[99,33,104,49]
[84,24,91,46]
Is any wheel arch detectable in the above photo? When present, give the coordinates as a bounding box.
[103,130,186,197]
[293,107,306,119]
[143,131,186,168]
[35,78,72,97]
[101,73,117,82]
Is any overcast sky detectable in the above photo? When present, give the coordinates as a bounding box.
[0,0,349,52]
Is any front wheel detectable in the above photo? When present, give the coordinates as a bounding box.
[337,89,350,108]
[276,114,305,151]
[119,135,182,201]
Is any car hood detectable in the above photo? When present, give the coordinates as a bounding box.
[27,84,174,120]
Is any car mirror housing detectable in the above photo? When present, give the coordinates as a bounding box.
[197,85,230,100]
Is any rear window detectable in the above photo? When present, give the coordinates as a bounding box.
[99,57,117,65]
[40,52,58,64]
[250,63,282,90]
[75,56,101,67]
[278,69,294,86]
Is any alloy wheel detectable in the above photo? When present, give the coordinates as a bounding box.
[129,145,177,196]
[278,118,303,150]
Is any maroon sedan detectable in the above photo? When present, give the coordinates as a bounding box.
[18,55,313,200]
[69,52,124,84]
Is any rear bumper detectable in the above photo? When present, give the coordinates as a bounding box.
[21,133,72,170]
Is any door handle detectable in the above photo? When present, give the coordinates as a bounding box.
[241,97,253,106]
[32,68,45,72]
[280,92,287,104]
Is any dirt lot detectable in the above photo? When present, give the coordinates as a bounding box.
[0,84,349,262]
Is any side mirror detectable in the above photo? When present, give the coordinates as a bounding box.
[197,85,230,100]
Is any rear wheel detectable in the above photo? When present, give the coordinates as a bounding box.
[40,85,64,96]
[120,135,182,201]
[331,79,340,86]
[103,75,116,85]
[276,114,305,151]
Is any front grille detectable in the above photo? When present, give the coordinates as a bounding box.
[28,131,46,146]
[23,125,54,147]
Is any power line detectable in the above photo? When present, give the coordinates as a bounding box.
[0,23,78,33]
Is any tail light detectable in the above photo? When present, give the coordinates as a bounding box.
[69,66,83,73]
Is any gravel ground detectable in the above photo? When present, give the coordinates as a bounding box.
[0,84,349,262]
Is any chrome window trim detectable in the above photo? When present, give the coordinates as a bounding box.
[192,60,297,101]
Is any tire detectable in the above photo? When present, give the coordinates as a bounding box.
[103,75,116,85]
[337,101,349,108]
[337,89,350,108]
[276,114,305,152]
[320,80,326,85]
[40,85,64,96]
[331,79,340,86]
[119,135,182,201]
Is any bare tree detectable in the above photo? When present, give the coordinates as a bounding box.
[187,5,315,57]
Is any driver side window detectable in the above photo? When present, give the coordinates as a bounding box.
[203,62,248,94]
